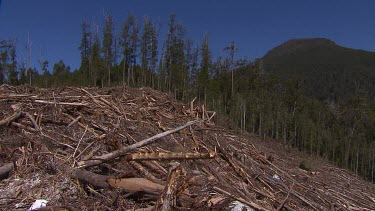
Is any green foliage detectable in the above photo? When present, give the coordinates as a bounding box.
[0,39,18,84]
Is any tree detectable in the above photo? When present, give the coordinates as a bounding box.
[102,14,114,86]
[18,60,27,85]
[52,60,70,86]
[0,39,18,85]
[197,34,212,102]
[90,27,104,87]
[161,14,187,95]
[120,14,137,86]
[79,19,92,84]
[141,16,158,86]
[129,18,139,86]
[149,20,158,88]
[224,41,238,97]
[8,40,18,85]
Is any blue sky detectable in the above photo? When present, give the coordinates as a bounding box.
[1,0,375,71]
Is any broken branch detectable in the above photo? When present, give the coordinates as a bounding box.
[0,111,21,127]
[77,120,200,168]
[125,152,217,161]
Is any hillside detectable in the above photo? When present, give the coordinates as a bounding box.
[0,85,374,210]
[262,38,375,101]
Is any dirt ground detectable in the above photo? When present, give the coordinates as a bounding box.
[0,84,374,211]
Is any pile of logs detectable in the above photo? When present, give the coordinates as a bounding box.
[0,84,374,210]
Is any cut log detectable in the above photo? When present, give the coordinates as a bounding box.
[0,111,21,127]
[71,169,110,189]
[107,177,164,195]
[125,152,217,161]
[33,100,88,106]
[153,164,187,211]
[77,120,200,168]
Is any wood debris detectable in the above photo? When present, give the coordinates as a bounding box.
[0,84,374,210]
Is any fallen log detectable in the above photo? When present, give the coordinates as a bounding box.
[31,205,79,211]
[0,111,21,127]
[33,100,88,106]
[125,152,217,161]
[71,169,110,189]
[107,177,164,195]
[71,169,164,196]
[77,120,200,168]
[11,122,36,132]
[153,164,187,211]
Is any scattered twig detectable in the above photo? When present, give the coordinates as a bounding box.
[212,186,269,211]
[24,112,41,132]
[66,115,82,128]
[277,183,294,211]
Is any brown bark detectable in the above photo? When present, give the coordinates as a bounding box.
[153,164,187,211]
[77,120,200,168]
[0,111,21,127]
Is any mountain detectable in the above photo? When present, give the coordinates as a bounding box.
[262,38,375,101]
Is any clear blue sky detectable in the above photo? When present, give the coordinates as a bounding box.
[1,0,375,71]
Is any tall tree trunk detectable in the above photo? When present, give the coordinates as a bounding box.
[259,112,262,137]
[108,65,111,87]
[122,57,126,86]
[128,65,131,87]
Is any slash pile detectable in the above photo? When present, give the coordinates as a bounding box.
[0,84,374,210]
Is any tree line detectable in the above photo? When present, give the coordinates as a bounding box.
[1,13,374,182]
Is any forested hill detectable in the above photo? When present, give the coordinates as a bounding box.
[262,38,375,101]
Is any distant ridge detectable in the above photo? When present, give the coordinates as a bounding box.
[264,38,336,59]
[262,38,375,101]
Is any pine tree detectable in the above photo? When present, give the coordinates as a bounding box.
[129,19,139,86]
[197,34,212,102]
[0,39,18,85]
[90,26,103,87]
[141,16,152,85]
[8,40,18,85]
[102,14,114,86]
[0,40,9,84]
[149,21,158,88]
[120,14,136,86]
[52,60,70,86]
[79,19,91,84]
[162,14,187,95]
